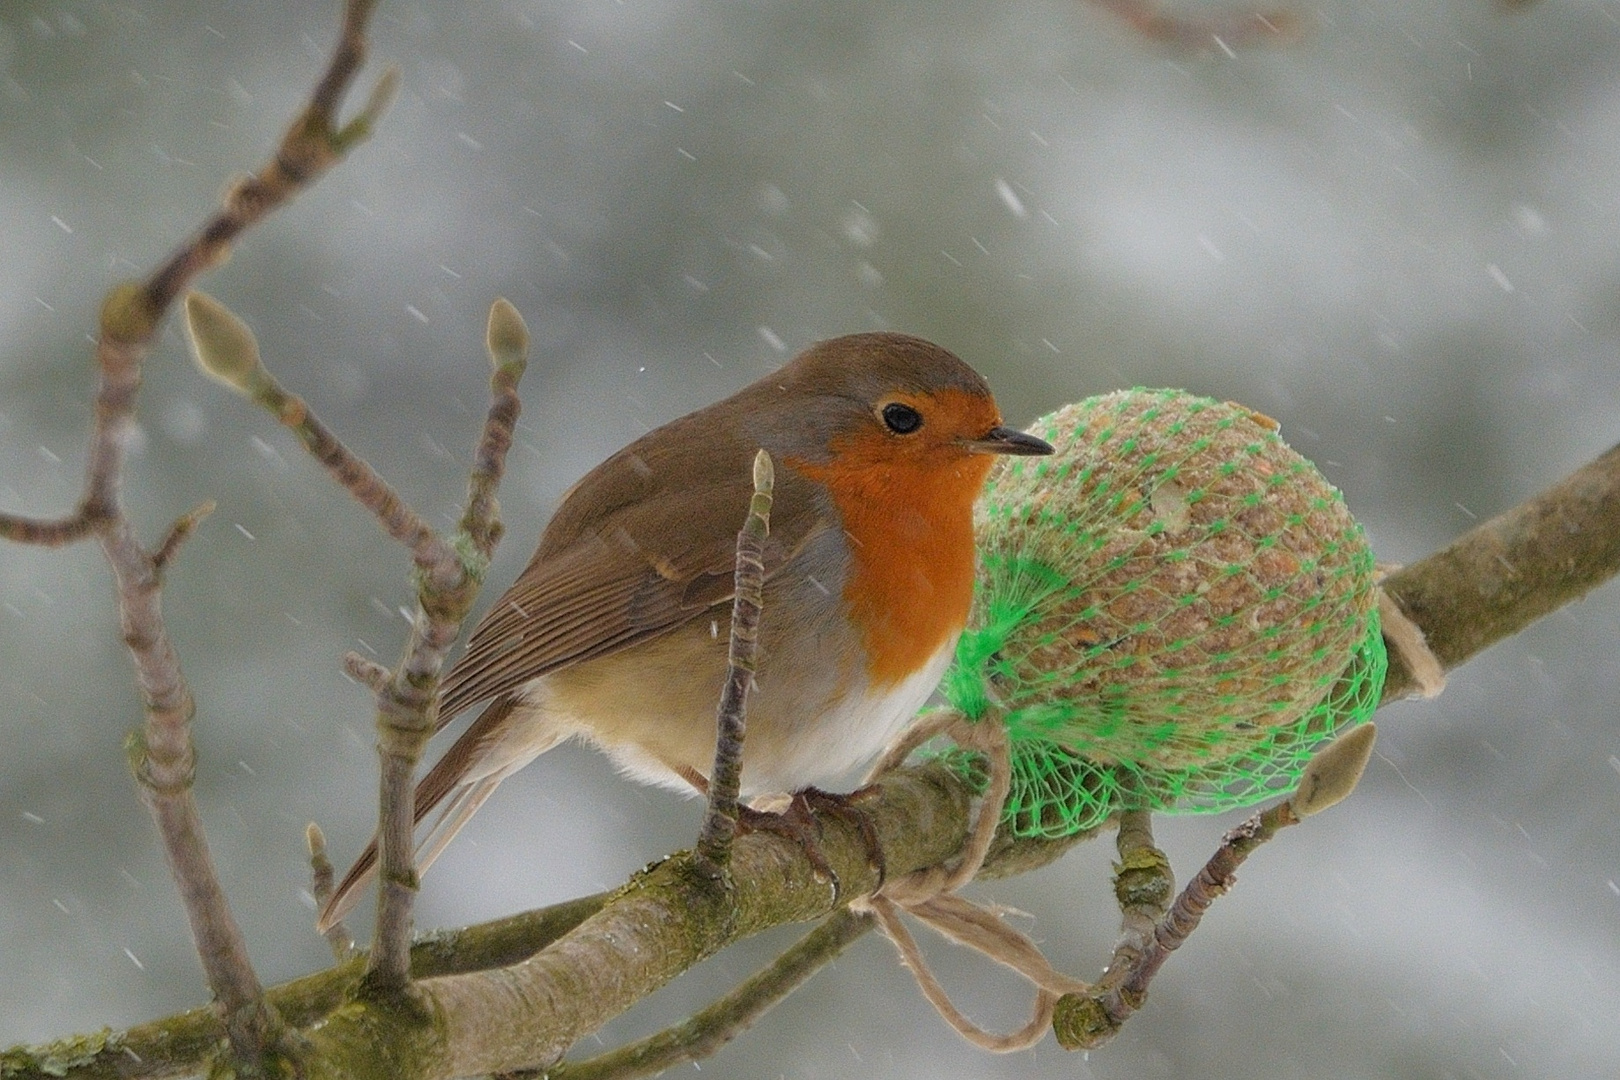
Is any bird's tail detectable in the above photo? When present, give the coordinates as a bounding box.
[318,695,547,933]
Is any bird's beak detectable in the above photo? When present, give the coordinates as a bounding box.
[963,425,1054,456]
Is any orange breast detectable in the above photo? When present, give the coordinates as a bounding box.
[789,427,994,688]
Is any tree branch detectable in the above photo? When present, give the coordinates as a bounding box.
[305,763,971,1079]
[546,909,875,1080]
[0,892,611,1080]
[364,302,531,991]
[186,291,534,990]
[0,2,391,1072]
[12,435,1619,1078]
[1379,440,1620,702]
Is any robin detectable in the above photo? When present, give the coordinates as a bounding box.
[320,331,1051,929]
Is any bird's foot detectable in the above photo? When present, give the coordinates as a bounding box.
[798,785,887,888]
[737,786,886,900]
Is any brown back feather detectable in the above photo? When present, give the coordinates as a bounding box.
[437,431,830,723]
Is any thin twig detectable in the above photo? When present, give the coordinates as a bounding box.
[1086,0,1302,50]
[307,823,357,961]
[261,379,453,577]
[547,910,874,1080]
[693,450,775,875]
[183,289,524,987]
[114,526,281,1064]
[366,301,532,991]
[143,17,396,316]
[1094,809,1172,994]
[0,2,393,1072]
[457,298,529,561]
[186,292,531,986]
[342,651,393,694]
[183,291,458,581]
[367,693,429,991]
[151,501,217,572]
[0,509,98,546]
[188,296,534,979]
[1052,800,1299,1049]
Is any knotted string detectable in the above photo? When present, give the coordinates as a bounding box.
[853,709,1090,1052]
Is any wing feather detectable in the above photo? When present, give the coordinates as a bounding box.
[437,447,827,725]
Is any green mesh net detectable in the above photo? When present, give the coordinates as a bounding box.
[940,388,1387,839]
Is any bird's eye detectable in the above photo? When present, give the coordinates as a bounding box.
[881,402,923,434]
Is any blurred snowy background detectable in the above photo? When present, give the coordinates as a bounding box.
[3,1,1620,1076]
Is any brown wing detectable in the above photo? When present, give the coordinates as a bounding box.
[437,432,828,724]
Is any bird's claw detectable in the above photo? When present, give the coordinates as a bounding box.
[737,786,886,901]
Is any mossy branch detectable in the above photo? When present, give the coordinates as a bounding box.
[1379,440,1620,702]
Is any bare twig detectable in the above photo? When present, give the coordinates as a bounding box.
[457,298,530,561]
[366,685,432,992]
[0,510,99,546]
[307,824,358,961]
[1086,0,1302,51]
[1052,724,1379,1049]
[365,302,532,991]
[693,450,775,876]
[0,3,393,1072]
[185,288,534,990]
[0,0,395,553]
[342,651,393,694]
[150,501,216,572]
[263,390,446,568]
[1053,799,1300,1049]
[142,18,397,317]
[184,291,531,991]
[116,549,279,1066]
[547,910,874,1080]
[1094,809,1172,994]
[182,291,458,583]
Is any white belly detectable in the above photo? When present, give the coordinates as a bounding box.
[728,637,958,795]
[511,633,961,797]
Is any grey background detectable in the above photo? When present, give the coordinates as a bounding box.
[3,1,1619,1076]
